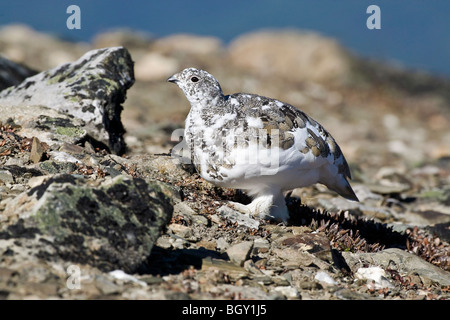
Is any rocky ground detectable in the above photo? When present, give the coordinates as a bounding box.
[0,24,449,300]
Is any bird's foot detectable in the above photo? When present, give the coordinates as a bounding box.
[227,201,253,216]
[228,195,290,223]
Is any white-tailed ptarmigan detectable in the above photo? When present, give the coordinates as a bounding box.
[168,68,358,222]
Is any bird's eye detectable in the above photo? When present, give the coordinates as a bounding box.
[190,76,199,83]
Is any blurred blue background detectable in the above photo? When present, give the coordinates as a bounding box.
[1,0,449,77]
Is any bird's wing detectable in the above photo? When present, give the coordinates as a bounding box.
[228,93,352,179]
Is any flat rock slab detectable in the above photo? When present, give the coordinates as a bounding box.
[226,240,254,266]
[217,205,260,230]
[278,232,333,263]
[0,174,173,273]
[342,248,450,286]
[0,46,134,154]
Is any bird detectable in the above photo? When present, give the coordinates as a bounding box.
[168,68,358,222]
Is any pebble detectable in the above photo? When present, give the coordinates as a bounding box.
[95,275,120,295]
[27,175,51,189]
[168,223,193,239]
[252,237,270,255]
[226,241,254,267]
[48,151,82,164]
[0,170,13,184]
[211,237,228,252]
[277,232,333,263]
[355,267,394,289]
[217,205,260,230]
[314,271,338,286]
[271,286,301,299]
[108,270,147,287]
[30,137,45,164]
[155,235,172,249]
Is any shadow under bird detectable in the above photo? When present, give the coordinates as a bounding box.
[168,68,358,222]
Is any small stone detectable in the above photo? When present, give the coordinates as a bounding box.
[196,240,216,251]
[273,248,314,268]
[355,267,394,289]
[48,151,82,164]
[190,214,209,226]
[271,286,300,299]
[0,170,13,184]
[243,260,264,275]
[168,223,193,239]
[226,241,254,267]
[173,201,197,218]
[343,248,450,286]
[39,160,78,174]
[252,237,270,255]
[170,237,188,249]
[216,237,230,252]
[108,270,147,287]
[314,271,337,286]
[173,201,209,226]
[334,288,374,300]
[59,143,85,155]
[95,275,120,295]
[272,275,290,286]
[201,257,248,281]
[30,137,45,164]
[289,226,313,235]
[278,232,333,263]
[27,175,51,189]
[217,205,260,230]
[365,182,410,195]
[156,236,172,250]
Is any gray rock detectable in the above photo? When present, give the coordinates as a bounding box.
[216,237,230,252]
[333,288,376,300]
[39,160,78,174]
[217,205,260,230]
[0,174,174,273]
[173,201,209,226]
[0,54,37,91]
[226,241,254,267]
[29,137,45,164]
[272,247,330,270]
[0,170,14,184]
[95,274,120,295]
[342,248,450,286]
[0,105,88,151]
[276,232,333,263]
[318,197,393,221]
[0,47,134,154]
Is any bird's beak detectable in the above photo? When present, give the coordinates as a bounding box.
[167,74,179,83]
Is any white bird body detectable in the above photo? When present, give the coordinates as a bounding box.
[168,68,358,222]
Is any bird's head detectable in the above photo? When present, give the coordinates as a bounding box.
[167,68,224,106]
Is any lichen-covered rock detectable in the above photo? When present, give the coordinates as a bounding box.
[0,105,87,152]
[0,47,134,155]
[0,174,174,273]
